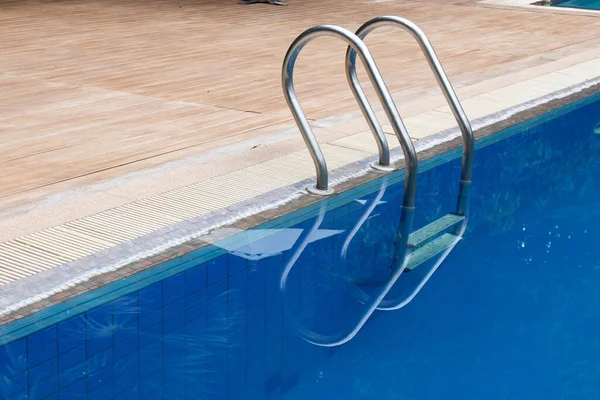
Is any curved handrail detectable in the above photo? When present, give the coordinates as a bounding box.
[346,15,474,215]
[345,16,474,311]
[280,197,412,347]
[282,25,417,195]
[376,218,466,310]
[280,18,475,345]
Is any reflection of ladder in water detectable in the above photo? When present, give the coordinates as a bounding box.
[280,16,475,346]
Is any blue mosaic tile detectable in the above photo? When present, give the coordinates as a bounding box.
[206,279,227,299]
[139,342,162,378]
[113,350,138,384]
[139,323,162,348]
[186,288,206,310]
[138,282,163,315]
[246,366,266,400]
[184,358,206,392]
[140,370,163,396]
[114,364,138,394]
[226,331,247,400]
[185,304,206,339]
[247,269,266,293]
[185,297,207,326]
[266,251,286,271]
[139,308,162,332]
[0,351,27,378]
[207,256,227,285]
[0,370,27,397]
[163,327,185,361]
[85,304,112,329]
[264,279,283,387]
[115,384,139,400]
[113,313,138,345]
[206,368,226,400]
[58,345,85,371]
[141,389,164,400]
[247,259,267,277]
[0,338,26,365]
[58,379,86,400]
[247,318,265,362]
[57,316,85,339]
[87,380,114,400]
[228,268,247,289]
[86,364,112,392]
[28,375,58,400]
[28,358,57,386]
[163,297,185,319]
[58,332,85,356]
[185,375,208,399]
[164,366,186,388]
[163,273,185,305]
[185,264,207,295]
[111,293,138,315]
[85,335,112,358]
[58,362,86,389]
[205,297,227,397]
[163,382,187,400]
[264,372,282,398]
[164,311,186,335]
[85,306,114,357]
[139,338,161,360]
[11,389,29,400]
[87,348,112,374]
[27,326,57,351]
[114,335,138,361]
[28,340,57,368]
[227,254,247,275]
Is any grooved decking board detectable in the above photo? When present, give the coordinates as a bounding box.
[1,0,599,211]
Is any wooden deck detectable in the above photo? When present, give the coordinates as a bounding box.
[1,0,599,212]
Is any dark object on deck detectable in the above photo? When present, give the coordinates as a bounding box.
[240,0,288,5]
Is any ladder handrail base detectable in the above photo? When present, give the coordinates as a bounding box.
[306,185,335,196]
[370,161,396,172]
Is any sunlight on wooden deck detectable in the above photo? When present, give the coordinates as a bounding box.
[1,0,599,210]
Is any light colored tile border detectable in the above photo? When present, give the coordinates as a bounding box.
[1,59,599,316]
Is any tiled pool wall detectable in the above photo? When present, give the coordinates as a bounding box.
[0,194,414,400]
[1,94,599,400]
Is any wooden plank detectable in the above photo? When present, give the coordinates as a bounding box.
[0,0,599,210]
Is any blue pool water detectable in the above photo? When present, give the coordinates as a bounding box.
[553,0,600,10]
[1,93,600,400]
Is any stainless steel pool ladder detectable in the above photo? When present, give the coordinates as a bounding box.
[280,177,409,347]
[282,24,404,197]
[281,16,474,346]
[279,177,463,347]
[346,16,474,311]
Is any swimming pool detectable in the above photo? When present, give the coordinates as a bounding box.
[552,0,600,10]
[1,92,600,399]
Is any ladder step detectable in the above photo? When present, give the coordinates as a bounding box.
[408,214,465,249]
[349,233,461,286]
[406,233,460,271]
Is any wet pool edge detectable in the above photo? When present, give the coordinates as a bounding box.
[1,82,599,346]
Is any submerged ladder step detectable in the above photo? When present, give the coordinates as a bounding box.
[408,214,465,249]
[406,233,460,271]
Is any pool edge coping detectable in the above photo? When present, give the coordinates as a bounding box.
[1,81,599,345]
